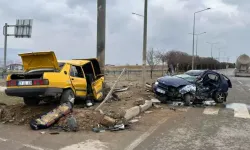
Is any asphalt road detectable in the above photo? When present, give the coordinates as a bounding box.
[1,69,250,150]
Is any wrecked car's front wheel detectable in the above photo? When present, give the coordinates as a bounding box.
[23,97,41,106]
[214,92,226,103]
[60,89,75,104]
[184,94,193,106]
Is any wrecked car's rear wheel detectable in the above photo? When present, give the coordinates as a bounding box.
[60,89,75,104]
[23,97,40,106]
[214,92,226,103]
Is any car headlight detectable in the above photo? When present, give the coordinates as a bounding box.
[155,81,159,85]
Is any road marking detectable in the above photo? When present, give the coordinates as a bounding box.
[60,140,109,150]
[124,117,169,150]
[0,136,53,150]
[23,144,46,150]
[238,81,243,85]
[203,107,220,115]
[0,137,8,142]
[226,103,250,119]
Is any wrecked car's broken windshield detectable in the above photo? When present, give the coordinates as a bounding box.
[175,74,196,83]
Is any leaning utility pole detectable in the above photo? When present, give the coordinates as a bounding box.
[97,0,106,74]
[142,0,148,86]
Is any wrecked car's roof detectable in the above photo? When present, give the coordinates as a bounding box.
[58,60,90,66]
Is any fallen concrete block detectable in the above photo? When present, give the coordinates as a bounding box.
[124,106,140,121]
[139,100,153,112]
[133,99,145,106]
[151,98,161,104]
[100,116,116,127]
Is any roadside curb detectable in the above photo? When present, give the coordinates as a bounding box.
[124,100,153,121]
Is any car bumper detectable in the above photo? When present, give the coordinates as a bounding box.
[5,87,63,97]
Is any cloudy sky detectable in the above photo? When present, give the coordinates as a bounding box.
[0,0,249,65]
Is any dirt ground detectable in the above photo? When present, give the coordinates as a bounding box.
[0,73,157,131]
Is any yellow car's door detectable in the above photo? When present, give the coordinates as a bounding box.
[69,65,87,97]
[91,77,104,101]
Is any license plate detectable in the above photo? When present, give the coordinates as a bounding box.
[156,88,165,94]
[18,81,32,86]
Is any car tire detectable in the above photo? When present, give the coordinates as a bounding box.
[23,97,40,106]
[60,89,75,104]
[214,92,226,103]
[184,94,192,106]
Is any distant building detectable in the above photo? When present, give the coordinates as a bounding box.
[7,64,23,71]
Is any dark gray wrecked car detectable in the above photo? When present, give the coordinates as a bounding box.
[153,70,232,105]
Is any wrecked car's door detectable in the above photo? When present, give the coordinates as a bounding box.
[69,65,87,97]
[222,74,232,88]
[89,61,103,101]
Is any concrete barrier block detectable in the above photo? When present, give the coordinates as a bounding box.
[139,100,153,112]
[124,106,140,121]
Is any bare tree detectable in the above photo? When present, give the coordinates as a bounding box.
[147,48,160,79]
[156,51,167,75]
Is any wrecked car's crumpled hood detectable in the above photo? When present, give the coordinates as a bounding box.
[157,76,192,87]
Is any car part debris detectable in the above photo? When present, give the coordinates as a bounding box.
[108,123,125,131]
[30,102,73,130]
[95,68,126,111]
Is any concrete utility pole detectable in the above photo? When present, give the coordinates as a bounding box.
[3,23,7,73]
[142,0,148,86]
[97,0,106,74]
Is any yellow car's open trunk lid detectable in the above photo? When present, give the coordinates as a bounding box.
[19,51,60,72]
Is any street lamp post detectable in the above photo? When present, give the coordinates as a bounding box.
[189,32,206,69]
[207,42,219,58]
[192,8,211,70]
[131,0,148,87]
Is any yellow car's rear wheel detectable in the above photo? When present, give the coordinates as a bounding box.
[60,89,75,104]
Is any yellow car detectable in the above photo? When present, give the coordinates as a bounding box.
[5,51,105,106]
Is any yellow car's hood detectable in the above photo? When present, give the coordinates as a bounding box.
[19,51,60,71]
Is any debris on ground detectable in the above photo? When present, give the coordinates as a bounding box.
[30,102,73,130]
[151,98,161,104]
[129,119,139,124]
[100,115,116,127]
[144,111,153,114]
[153,103,162,109]
[40,131,46,134]
[169,107,177,111]
[133,99,145,106]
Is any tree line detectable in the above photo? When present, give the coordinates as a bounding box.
[147,49,235,78]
